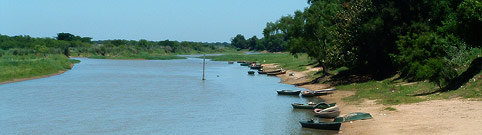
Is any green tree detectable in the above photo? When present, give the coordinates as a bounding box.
[231,34,247,49]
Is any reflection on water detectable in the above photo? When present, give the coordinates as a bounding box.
[0,58,338,135]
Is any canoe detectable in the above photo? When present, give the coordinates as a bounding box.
[299,120,342,130]
[258,69,281,74]
[240,63,250,66]
[292,102,336,109]
[277,90,301,95]
[333,112,373,122]
[237,61,246,63]
[313,89,336,96]
[248,71,255,74]
[313,102,337,109]
[228,61,234,64]
[301,91,315,97]
[250,65,263,70]
[314,106,341,118]
[291,102,317,109]
[267,70,286,76]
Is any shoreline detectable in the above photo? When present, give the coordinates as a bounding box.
[265,64,482,135]
[0,63,75,85]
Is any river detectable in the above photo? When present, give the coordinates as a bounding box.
[0,57,338,135]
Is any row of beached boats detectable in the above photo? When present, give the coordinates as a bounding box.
[234,61,287,76]
[231,60,372,131]
[277,88,373,131]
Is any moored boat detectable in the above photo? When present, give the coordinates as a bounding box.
[299,120,342,130]
[314,106,341,118]
[250,65,263,70]
[267,70,286,76]
[301,91,315,97]
[276,90,301,95]
[240,63,250,66]
[228,61,234,64]
[333,112,373,122]
[313,89,336,96]
[292,102,336,109]
[248,71,255,74]
[258,69,281,74]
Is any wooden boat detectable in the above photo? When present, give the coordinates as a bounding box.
[267,70,286,76]
[299,120,342,130]
[250,65,263,70]
[228,61,234,64]
[313,102,337,109]
[313,89,336,96]
[301,91,315,97]
[292,102,336,109]
[258,69,281,74]
[333,112,373,122]
[276,90,301,95]
[248,71,255,74]
[314,106,341,118]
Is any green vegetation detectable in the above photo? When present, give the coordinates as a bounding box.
[226,0,482,104]
[384,107,397,111]
[205,53,314,71]
[0,33,234,83]
[235,0,482,89]
[338,80,433,105]
[88,55,186,60]
[0,54,75,82]
[337,71,481,105]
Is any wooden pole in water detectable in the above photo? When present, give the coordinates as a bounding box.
[202,54,206,80]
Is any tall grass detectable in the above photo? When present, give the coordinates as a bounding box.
[0,54,75,82]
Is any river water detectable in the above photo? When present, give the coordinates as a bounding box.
[1,58,338,135]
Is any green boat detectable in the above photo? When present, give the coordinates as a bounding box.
[240,63,250,66]
[276,90,301,95]
[299,120,342,130]
[248,71,255,74]
[250,65,263,69]
[258,69,281,74]
[291,102,336,109]
[333,112,373,122]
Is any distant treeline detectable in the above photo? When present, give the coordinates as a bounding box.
[232,0,482,88]
[0,33,232,58]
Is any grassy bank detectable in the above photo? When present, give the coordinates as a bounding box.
[0,54,78,83]
[88,54,186,60]
[205,53,314,71]
[207,53,481,105]
[336,72,482,105]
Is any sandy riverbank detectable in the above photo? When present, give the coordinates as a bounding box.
[0,64,74,85]
[264,64,482,135]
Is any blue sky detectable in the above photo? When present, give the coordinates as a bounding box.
[0,0,307,42]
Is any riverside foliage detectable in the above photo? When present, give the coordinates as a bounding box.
[0,33,233,82]
[232,0,482,88]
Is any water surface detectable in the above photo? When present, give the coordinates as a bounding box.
[1,58,338,135]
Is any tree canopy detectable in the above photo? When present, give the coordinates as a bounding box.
[238,0,482,87]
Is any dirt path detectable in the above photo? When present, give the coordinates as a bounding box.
[264,63,482,135]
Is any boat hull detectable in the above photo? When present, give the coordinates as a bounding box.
[277,90,301,95]
[267,71,286,76]
[299,121,342,130]
[314,110,341,118]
